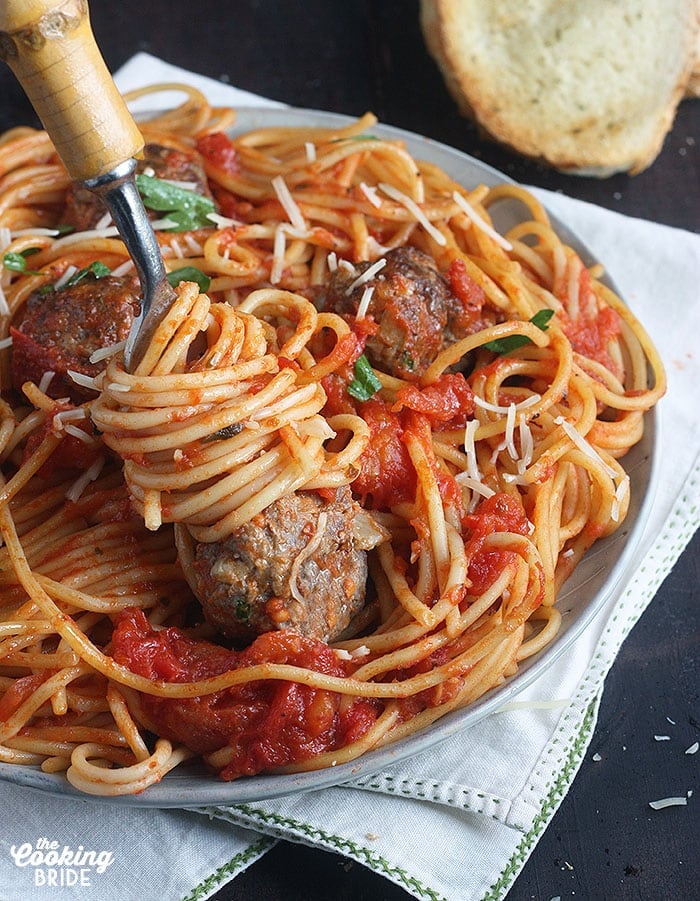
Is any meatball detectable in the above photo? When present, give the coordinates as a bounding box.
[324,246,496,379]
[62,143,213,231]
[192,487,387,643]
[10,275,140,402]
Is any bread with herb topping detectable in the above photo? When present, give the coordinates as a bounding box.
[420,0,699,175]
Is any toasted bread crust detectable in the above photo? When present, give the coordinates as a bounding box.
[421,0,699,175]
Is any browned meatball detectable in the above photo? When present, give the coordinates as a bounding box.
[322,247,457,379]
[10,275,140,402]
[192,487,386,644]
[324,246,497,379]
[62,143,213,231]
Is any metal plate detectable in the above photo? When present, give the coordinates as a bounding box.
[0,107,658,806]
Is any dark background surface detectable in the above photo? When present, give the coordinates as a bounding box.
[1,2,698,899]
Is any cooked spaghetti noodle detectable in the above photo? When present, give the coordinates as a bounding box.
[0,84,664,795]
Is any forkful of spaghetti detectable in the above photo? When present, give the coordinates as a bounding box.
[0,0,176,371]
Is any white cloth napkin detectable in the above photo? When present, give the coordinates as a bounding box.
[1,54,698,901]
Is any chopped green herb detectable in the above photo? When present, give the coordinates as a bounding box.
[62,260,112,289]
[483,309,555,354]
[234,596,251,623]
[167,266,211,292]
[347,353,382,401]
[136,174,216,231]
[399,350,415,371]
[53,224,75,235]
[2,250,44,275]
[203,422,243,442]
[36,260,112,296]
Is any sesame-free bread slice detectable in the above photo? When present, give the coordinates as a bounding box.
[421,0,699,175]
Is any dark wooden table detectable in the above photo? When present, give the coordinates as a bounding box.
[2,3,697,899]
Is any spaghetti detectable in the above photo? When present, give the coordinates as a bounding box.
[0,84,664,795]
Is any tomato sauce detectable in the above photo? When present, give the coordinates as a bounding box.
[560,265,622,374]
[462,492,530,595]
[350,398,416,509]
[21,401,102,477]
[392,372,474,429]
[195,132,240,176]
[110,609,380,779]
[447,259,486,315]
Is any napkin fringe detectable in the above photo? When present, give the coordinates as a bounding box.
[348,772,527,831]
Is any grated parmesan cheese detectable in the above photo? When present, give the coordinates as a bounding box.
[654,735,671,741]
[452,191,512,250]
[270,224,287,284]
[207,211,242,228]
[65,456,105,502]
[338,258,356,275]
[611,474,630,522]
[38,370,55,393]
[327,251,338,272]
[89,340,127,364]
[55,226,119,245]
[505,403,517,459]
[0,336,13,350]
[272,174,306,231]
[67,370,101,391]
[10,227,62,237]
[517,417,534,473]
[346,258,386,296]
[454,473,495,499]
[183,234,204,255]
[378,182,447,246]
[685,742,699,755]
[53,408,87,430]
[54,265,78,290]
[648,796,688,810]
[110,260,134,277]
[151,218,178,231]
[463,419,482,482]
[474,394,541,415]
[63,423,94,443]
[359,182,382,208]
[553,416,618,478]
[305,142,317,163]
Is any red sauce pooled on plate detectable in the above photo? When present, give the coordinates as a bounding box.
[111,609,379,779]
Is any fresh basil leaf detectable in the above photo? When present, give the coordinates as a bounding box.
[167,266,211,292]
[484,309,555,354]
[62,261,111,289]
[347,353,382,401]
[530,308,555,330]
[136,174,215,232]
[2,251,43,275]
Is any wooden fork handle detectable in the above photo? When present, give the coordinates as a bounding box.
[0,0,143,181]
